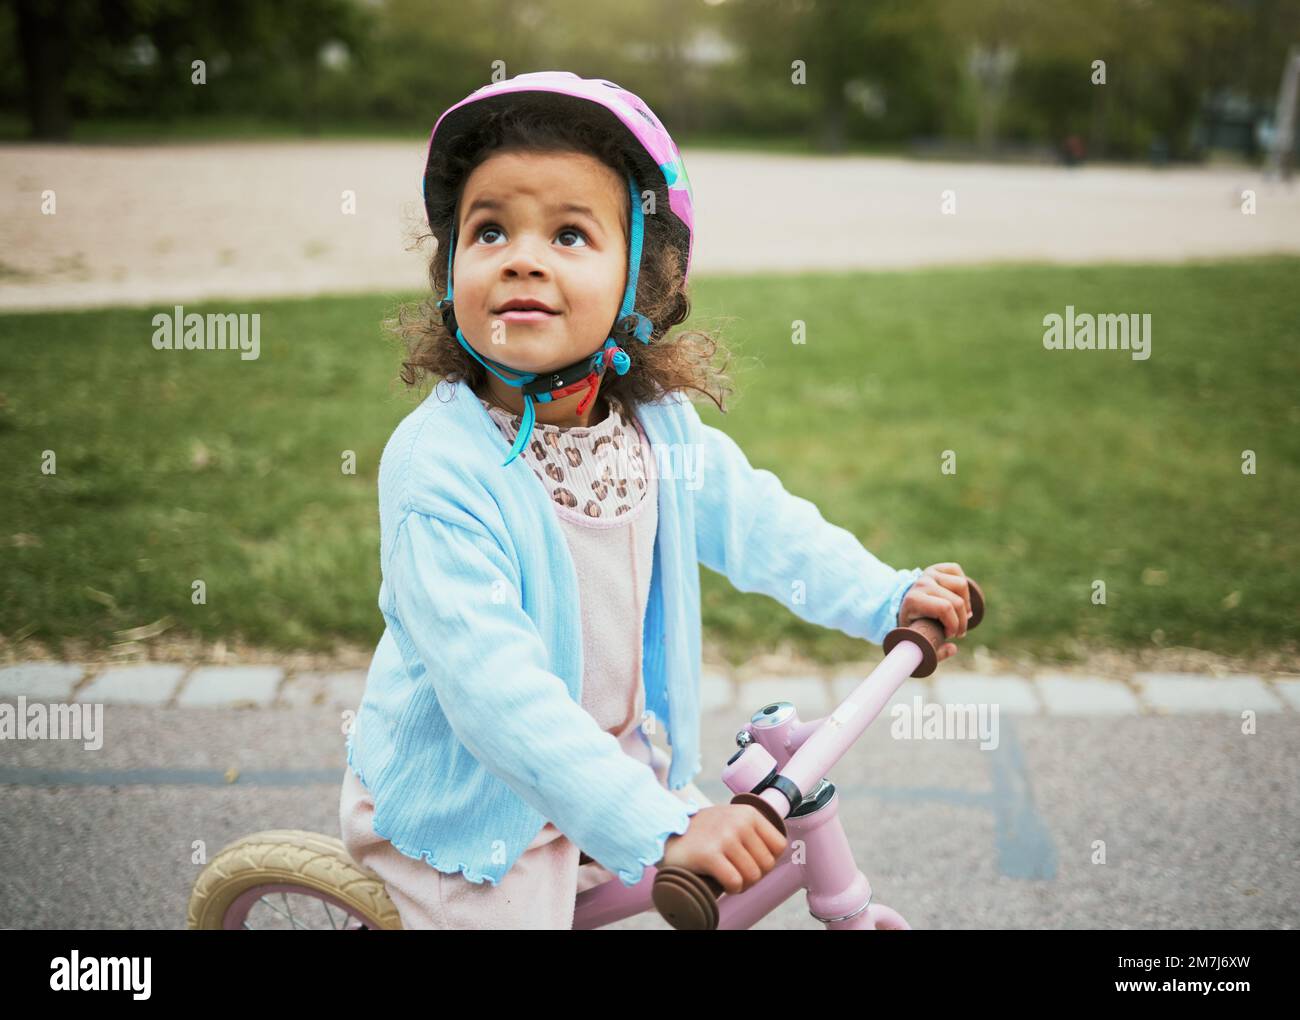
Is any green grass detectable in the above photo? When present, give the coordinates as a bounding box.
[2,259,1297,666]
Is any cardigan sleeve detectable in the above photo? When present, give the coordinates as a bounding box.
[692,418,923,646]
[385,508,700,887]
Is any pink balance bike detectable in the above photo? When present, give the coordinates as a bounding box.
[577,578,986,930]
[187,581,983,931]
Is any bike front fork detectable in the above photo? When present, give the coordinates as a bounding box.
[785,779,912,930]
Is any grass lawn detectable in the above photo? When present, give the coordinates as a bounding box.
[2,258,1296,667]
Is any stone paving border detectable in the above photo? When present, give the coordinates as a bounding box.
[1,661,1296,717]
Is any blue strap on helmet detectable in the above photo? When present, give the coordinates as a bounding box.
[442,171,654,466]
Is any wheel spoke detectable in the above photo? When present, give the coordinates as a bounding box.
[251,893,312,930]
[235,889,365,930]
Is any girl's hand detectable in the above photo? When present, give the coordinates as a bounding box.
[898,562,973,661]
[661,805,787,895]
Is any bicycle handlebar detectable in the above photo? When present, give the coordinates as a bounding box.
[881,576,985,678]
[651,577,987,929]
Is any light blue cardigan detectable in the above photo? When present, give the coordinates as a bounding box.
[345,377,923,888]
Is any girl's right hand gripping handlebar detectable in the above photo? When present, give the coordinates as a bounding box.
[650,578,987,929]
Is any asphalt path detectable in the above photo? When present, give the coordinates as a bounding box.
[2,700,1294,930]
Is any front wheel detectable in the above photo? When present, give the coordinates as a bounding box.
[187,829,402,930]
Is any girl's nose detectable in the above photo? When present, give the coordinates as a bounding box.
[500,238,551,277]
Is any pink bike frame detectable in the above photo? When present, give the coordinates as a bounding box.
[572,638,927,930]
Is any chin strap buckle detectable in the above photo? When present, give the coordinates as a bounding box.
[436,297,457,333]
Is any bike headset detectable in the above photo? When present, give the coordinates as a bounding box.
[435,172,654,467]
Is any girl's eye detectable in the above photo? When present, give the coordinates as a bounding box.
[473,223,588,247]
[555,226,588,248]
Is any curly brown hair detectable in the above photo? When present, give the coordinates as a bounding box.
[388,100,735,416]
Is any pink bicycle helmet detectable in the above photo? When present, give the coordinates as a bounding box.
[421,71,696,466]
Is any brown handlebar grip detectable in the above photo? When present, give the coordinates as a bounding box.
[881,577,986,679]
[651,793,789,930]
[652,866,724,929]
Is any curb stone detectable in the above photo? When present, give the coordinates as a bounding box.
[0,660,1296,716]
[0,663,86,700]
[78,663,189,705]
[279,670,368,710]
[1133,672,1284,714]
[175,665,283,708]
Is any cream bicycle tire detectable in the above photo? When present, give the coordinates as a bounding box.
[186,829,402,930]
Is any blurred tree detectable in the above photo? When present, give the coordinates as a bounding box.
[363,0,527,124]
[4,0,1296,160]
[724,0,948,150]
[354,0,724,139]
[9,0,107,139]
[2,0,368,137]
[259,0,368,134]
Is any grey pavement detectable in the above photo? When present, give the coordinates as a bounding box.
[1,661,1296,929]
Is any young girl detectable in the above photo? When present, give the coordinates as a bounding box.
[339,71,974,929]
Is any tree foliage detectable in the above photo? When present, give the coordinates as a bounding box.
[2,0,1296,159]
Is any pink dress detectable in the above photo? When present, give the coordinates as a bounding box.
[339,392,713,929]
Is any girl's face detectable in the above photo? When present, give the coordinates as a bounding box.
[453,149,629,396]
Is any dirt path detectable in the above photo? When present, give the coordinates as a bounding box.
[3,141,1298,311]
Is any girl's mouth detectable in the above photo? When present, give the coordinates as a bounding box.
[496,310,560,322]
